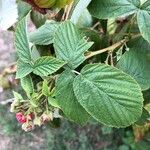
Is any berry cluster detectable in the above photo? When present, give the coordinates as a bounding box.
[10,93,60,132]
[15,111,54,132]
[16,112,34,131]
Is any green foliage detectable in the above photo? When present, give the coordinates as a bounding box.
[29,21,59,45]
[3,0,150,132]
[33,56,66,77]
[70,0,92,24]
[15,16,32,63]
[16,60,33,78]
[137,1,150,43]
[56,70,90,125]
[88,0,140,19]
[117,50,150,91]
[54,21,93,69]
[73,64,143,127]
[17,0,31,20]
[21,75,34,98]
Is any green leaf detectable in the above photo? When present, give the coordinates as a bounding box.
[30,11,46,28]
[13,91,23,102]
[29,21,59,45]
[55,70,90,125]
[127,36,150,53]
[88,0,140,19]
[21,75,34,98]
[140,0,150,10]
[70,0,92,24]
[15,16,32,62]
[16,60,33,79]
[42,80,50,96]
[33,56,65,77]
[76,9,93,28]
[54,21,93,69]
[135,108,149,126]
[31,46,40,61]
[73,64,143,127]
[137,10,150,44]
[17,1,31,20]
[48,97,60,108]
[117,49,150,91]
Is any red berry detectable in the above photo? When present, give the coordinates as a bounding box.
[16,112,27,124]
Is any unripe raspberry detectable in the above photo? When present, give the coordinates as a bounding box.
[16,112,27,124]
[41,112,53,123]
[22,121,34,132]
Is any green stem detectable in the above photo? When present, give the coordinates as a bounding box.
[86,34,141,60]
[86,39,127,60]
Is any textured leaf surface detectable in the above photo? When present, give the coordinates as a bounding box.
[54,21,93,69]
[56,70,89,125]
[30,11,46,28]
[127,36,150,53]
[117,49,150,91]
[17,1,31,20]
[16,60,33,79]
[15,16,32,62]
[30,21,59,45]
[73,64,143,127]
[88,0,140,19]
[33,56,65,76]
[137,10,150,44]
[13,91,23,102]
[42,80,50,96]
[70,0,92,24]
[21,75,34,97]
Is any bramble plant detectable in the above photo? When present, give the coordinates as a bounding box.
[0,0,150,133]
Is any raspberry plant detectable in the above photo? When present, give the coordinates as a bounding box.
[1,0,150,132]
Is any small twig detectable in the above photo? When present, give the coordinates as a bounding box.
[91,22,100,30]
[65,2,73,20]
[86,39,127,60]
[110,52,114,66]
[61,6,68,21]
[105,53,110,65]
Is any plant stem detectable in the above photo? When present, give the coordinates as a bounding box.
[65,2,74,20]
[86,39,127,59]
